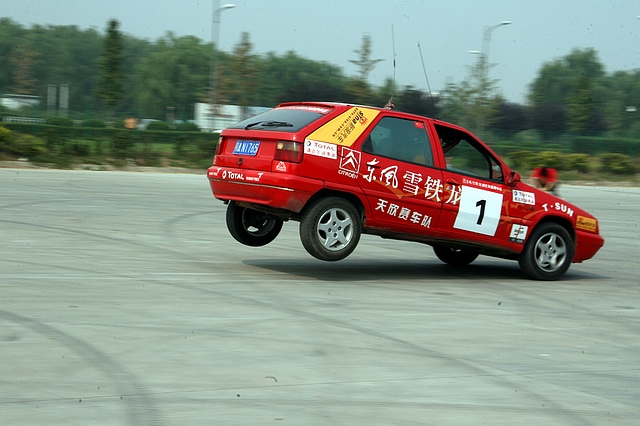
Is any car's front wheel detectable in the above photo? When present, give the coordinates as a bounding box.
[433,246,479,266]
[518,222,574,280]
[300,197,361,261]
[226,201,283,247]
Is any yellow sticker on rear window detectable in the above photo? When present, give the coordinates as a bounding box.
[307,107,380,147]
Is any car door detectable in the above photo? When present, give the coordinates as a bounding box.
[356,115,444,236]
[430,123,525,251]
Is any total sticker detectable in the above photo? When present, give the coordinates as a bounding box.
[512,190,535,205]
[304,139,337,159]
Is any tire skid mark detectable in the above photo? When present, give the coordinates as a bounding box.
[153,277,600,426]
[0,310,163,426]
[0,219,185,257]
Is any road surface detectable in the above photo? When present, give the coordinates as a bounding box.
[1,169,638,425]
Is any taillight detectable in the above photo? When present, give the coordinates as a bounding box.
[214,136,224,156]
[275,141,303,163]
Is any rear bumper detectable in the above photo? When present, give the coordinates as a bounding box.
[573,230,605,263]
[207,166,323,213]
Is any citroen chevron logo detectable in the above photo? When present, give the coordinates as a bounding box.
[339,147,361,178]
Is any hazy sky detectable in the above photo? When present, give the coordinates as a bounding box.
[2,0,640,103]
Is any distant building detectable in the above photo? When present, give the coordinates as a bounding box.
[194,103,271,132]
[1,94,41,110]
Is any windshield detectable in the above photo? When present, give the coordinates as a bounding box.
[230,105,333,132]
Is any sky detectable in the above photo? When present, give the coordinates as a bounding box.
[1,0,640,104]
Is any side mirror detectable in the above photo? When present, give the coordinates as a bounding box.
[507,171,521,185]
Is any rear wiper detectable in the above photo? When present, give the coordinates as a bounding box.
[245,120,294,130]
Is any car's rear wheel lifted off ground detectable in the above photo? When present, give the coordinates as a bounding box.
[226,201,283,247]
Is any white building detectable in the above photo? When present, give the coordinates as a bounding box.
[194,103,271,132]
[1,94,41,110]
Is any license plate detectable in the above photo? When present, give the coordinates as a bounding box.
[233,140,260,156]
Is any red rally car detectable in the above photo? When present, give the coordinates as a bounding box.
[207,102,604,280]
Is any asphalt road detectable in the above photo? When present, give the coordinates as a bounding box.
[1,168,638,425]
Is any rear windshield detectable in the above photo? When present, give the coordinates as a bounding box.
[229,105,333,132]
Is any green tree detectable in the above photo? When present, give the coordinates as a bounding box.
[566,75,596,135]
[601,70,640,136]
[490,98,531,136]
[0,19,27,91]
[440,56,500,135]
[42,25,103,115]
[255,51,349,105]
[349,34,383,82]
[528,48,605,136]
[395,86,438,117]
[134,33,210,119]
[226,32,259,108]
[347,34,383,103]
[529,48,604,106]
[468,55,500,135]
[97,19,125,114]
[9,44,39,94]
[440,79,474,129]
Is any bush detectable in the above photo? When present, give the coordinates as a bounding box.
[507,150,536,171]
[565,153,591,173]
[0,125,13,152]
[44,127,65,151]
[173,135,189,156]
[82,119,106,128]
[599,153,636,175]
[112,131,135,159]
[63,141,91,157]
[197,137,216,157]
[146,121,170,131]
[573,136,640,156]
[137,142,162,166]
[46,116,74,127]
[175,122,200,132]
[12,134,47,157]
[532,151,564,170]
[1,126,48,157]
[507,150,566,172]
[512,130,543,147]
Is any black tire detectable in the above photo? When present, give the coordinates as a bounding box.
[300,197,361,261]
[433,246,479,267]
[518,222,574,281]
[226,201,283,247]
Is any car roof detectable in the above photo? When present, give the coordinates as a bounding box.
[276,101,425,119]
[273,101,478,138]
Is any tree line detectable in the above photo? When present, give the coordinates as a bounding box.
[1,17,640,141]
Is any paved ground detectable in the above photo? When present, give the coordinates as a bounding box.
[0,169,638,425]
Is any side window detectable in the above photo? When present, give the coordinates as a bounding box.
[436,125,503,181]
[362,117,434,166]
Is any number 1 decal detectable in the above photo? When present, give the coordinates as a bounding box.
[476,199,486,225]
[454,186,503,236]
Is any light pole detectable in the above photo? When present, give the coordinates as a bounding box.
[209,2,235,131]
[481,21,511,64]
[469,21,511,137]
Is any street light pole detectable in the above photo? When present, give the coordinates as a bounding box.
[481,20,511,64]
[470,21,511,138]
[209,2,235,131]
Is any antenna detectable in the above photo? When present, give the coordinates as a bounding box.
[417,42,438,118]
[392,24,396,91]
[385,25,396,109]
